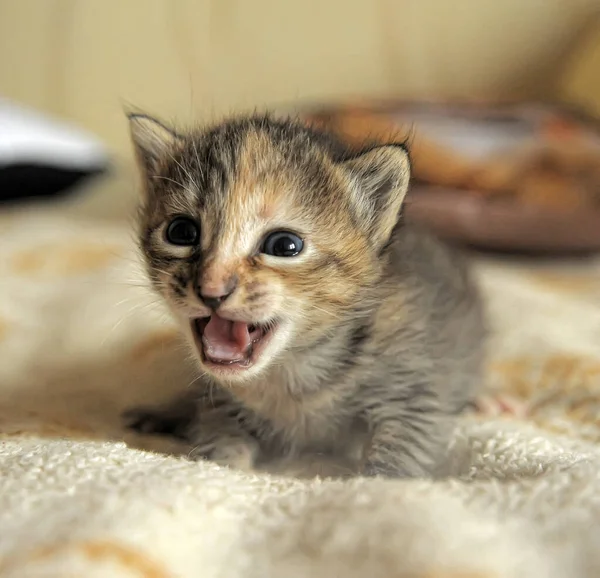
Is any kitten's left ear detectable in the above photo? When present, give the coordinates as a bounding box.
[127,113,183,177]
[340,144,411,249]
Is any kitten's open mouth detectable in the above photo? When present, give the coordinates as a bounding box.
[191,314,277,372]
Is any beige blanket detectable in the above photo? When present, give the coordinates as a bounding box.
[0,177,599,577]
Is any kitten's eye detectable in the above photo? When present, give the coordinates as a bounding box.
[165,217,200,246]
[262,231,304,257]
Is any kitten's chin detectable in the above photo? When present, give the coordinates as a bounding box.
[189,314,285,381]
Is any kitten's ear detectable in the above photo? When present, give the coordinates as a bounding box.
[127,113,183,176]
[340,144,411,249]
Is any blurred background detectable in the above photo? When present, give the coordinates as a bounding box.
[1,0,600,246]
[1,0,599,156]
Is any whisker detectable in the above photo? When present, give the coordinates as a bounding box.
[302,304,342,321]
[169,154,196,188]
[152,175,186,188]
[100,300,172,346]
[191,138,206,182]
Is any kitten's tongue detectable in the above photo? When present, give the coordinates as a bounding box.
[202,314,251,362]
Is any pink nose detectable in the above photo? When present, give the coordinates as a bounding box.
[197,276,237,310]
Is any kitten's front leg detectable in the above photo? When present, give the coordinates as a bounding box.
[361,397,449,478]
[123,390,259,471]
[362,422,438,478]
[185,409,260,471]
[124,394,198,440]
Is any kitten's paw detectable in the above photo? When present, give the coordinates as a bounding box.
[471,393,528,418]
[123,407,191,440]
[362,454,434,478]
[362,464,388,478]
[189,436,258,471]
[362,462,405,478]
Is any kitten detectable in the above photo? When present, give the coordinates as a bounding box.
[124,112,486,478]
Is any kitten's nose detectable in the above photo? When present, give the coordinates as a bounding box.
[201,293,231,311]
[198,276,237,310]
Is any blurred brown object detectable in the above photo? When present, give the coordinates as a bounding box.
[301,101,600,252]
[305,104,600,210]
[308,107,480,190]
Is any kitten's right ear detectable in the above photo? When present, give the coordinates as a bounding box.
[127,113,183,176]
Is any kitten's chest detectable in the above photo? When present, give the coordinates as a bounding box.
[232,375,353,451]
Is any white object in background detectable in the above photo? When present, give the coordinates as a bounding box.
[0,97,108,170]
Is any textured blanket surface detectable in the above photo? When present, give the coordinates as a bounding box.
[0,177,599,577]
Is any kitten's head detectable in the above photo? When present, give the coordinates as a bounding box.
[129,113,410,383]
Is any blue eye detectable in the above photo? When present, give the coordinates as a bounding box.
[165,217,200,246]
[262,231,304,257]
